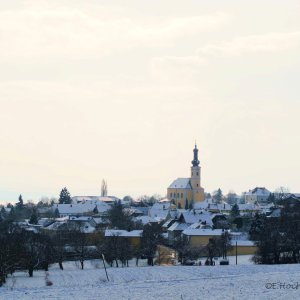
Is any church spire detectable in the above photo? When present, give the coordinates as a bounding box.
[191,143,200,167]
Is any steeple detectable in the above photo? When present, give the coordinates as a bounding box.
[191,143,200,167]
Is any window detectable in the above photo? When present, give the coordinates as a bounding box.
[197,184,198,187]
[181,193,183,198]
[177,193,179,198]
[170,193,172,197]
[196,172,199,176]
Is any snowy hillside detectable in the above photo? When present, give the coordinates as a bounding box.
[2,257,300,300]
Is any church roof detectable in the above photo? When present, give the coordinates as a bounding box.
[168,178,192,189]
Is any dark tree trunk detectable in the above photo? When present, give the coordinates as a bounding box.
[80,260,84,270]
[44,262,49,272]
[28,266,34,277]
[147,258,154,266]
[59,261,64,270]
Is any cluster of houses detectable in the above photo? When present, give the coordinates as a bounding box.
[16,188,286,256]
[2,146,299,262]
[8,184,300,259]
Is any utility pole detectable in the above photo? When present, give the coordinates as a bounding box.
[235,241,238,265]
[158,245,161,266]
[102,254,109,281]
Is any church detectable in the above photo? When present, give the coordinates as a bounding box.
[167,144,205,209]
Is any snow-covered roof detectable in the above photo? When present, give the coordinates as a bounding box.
[290,193,300,198]
[93,217,107,224]
[69,216,95,222]
[238,203,260,211]
[53,202,110,215]
[159,198,171,203]
[194,201,208,210]
[231,240,255,246]
[43,221,68,230]
[162,218,175,228]
[202,202,232,212]
[168,222,189,232]
[37,218,55,227]
[136,215,158,225]
[179,211,213,226]
[44,219,96,233]
[182,228,223,236]
[105,229,143,237]
[267,208,281,218]
[246,187,270,196]
[168,178,192,189]
[179,211,201,224]
[148,202,170,221]
[133,206,150,215]
[187,222,212,230]
[72,196,120,203]
[151,202,171,210]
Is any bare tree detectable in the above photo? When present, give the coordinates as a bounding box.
[70,226,90,269]
[274,186,290,203]
[205,237,220,265]
[21,231,48,277]
[53,229,71,270]
[174,235,203,264]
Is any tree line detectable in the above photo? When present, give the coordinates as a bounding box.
[173,231,232,265]
[249,199,300,264]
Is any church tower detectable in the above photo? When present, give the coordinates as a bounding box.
[167,143,205,209]
[190,144,205,202]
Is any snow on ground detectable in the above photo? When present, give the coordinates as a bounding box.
[2,256,300,300]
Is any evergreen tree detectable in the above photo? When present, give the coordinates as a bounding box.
[230,204,240,218]
[0,207,7,220]
[8,206,15,220]
[177,202,182,209]
[249,213,265,241]
[123,195,133,205]
[217,231,232,259]
[54,208,60,218]
[141,223,163,266]
[213,189,223,204]
[267,193,275,204]
[58,187,72,204]
[16,194,24,210]
[29,211,38,225]
[185,199,189,210]
[107,200,134,230]
[93,205,99,214]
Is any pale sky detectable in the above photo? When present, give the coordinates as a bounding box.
[1,0,300,203]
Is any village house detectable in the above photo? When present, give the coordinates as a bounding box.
[245,187,271,204]
[104,229,143,249]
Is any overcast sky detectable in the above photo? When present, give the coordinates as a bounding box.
[0,0,300,203]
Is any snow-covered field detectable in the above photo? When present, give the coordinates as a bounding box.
[2,256,300,300]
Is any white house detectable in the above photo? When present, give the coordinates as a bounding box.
[245,187,271,204]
